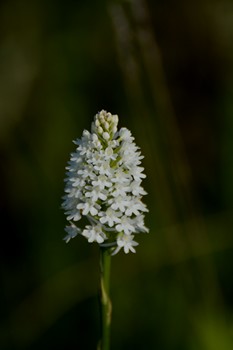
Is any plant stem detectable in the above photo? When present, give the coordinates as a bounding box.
[99,247,112,350]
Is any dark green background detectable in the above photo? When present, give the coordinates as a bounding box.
[1,0,233,349]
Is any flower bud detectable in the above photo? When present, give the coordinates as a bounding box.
[104,121,109,130]
[98,126,103,134]
[103,132,110,140]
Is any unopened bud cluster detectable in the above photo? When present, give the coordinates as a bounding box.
[91,111,118,140]
[62,110,148,254]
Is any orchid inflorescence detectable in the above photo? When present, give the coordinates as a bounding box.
[62,110,148,255]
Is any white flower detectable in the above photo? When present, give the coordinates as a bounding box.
[62,110,148,254]
[94,160,112,176]
[70,177,86,188]
[76,200,100,216]
[66,210,81,222]
[64,224,80,243]
[115,215,135,235]
[92,175,112,190]
[129,180,147,196]
[131,166,146,181]
[85,185,107,202]
[119,127,132,140]
[125,198,148,216]
[134,215,149,233]
[77,166,95,179]
[111,168,131,184]
[103,146,116,161]
[99,208,122,227]
[111,182,129,197]
[82,224,106,243]
[108,195,130,212]
[112,234,139,255]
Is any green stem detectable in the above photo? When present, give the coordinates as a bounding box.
[99,247,112,350]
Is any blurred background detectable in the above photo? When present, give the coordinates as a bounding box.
[1,0,233,349]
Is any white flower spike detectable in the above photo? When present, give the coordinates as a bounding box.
[62,110,148,254]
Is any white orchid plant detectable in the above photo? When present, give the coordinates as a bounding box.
[62,110,148,350]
